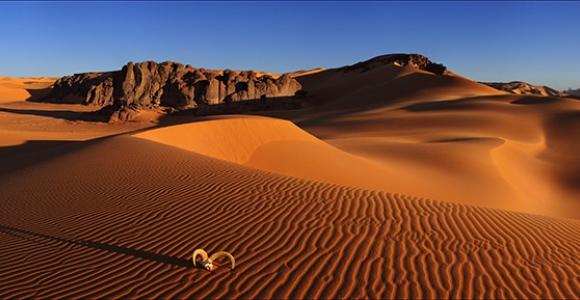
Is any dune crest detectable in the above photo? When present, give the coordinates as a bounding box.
[482,81,568,97]
[134,115,318,164]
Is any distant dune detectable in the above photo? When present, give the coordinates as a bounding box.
[0,76,55,103]
[481,81,568,97]
[1,54,580,298]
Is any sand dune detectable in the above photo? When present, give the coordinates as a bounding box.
[296,63,506,110]
[134,115,411,192]
[0,76,56,103]
[131,115,521,215]
[1,131,580,298]
[261,64,580,219]
[2,60,580,298]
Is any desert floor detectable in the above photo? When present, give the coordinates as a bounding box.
[1,67,580,299]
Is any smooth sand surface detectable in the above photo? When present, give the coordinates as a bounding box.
[0,76,56,103]
[2,70,580,298]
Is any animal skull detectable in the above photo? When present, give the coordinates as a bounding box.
[198,260,213,271]
[192,248,235,271]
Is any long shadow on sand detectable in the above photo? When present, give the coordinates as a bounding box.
[0,107,99,122]
[0,141,90,186]
[0,140,85,179]
[0,224,192,268]
[0,140,77,159]
[177,96,302,116]
[0,135,130,179]
[510,96,558,105]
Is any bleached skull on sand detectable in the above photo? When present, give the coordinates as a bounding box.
[192,248,236,271]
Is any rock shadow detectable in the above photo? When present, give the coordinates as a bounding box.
[172,96,302,116]
[157,96,303,126]
[0,107,108,123]
[25,86,53,102]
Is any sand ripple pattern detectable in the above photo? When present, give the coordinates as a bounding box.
[1,136,580,298]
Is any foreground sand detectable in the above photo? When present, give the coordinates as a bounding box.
[2,71,580,298]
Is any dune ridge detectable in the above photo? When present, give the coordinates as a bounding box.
[133,115,320,164]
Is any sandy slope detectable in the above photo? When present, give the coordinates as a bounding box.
[2,65,580,298]
[0,76,56,103]
[264,64,580,219]
[1,131,580,298]
[134,116,411,192]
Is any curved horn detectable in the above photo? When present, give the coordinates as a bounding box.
[192,249,208,267]
[208,251,236,270]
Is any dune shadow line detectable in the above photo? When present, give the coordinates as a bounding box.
[0,224,192,268]
[0,107,94,122]
[510,96,557,105]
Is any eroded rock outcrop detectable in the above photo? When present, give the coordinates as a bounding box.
[47,72,116,105]
[481,81,567,97]
[339,53,448,75]
[43,61,303,109]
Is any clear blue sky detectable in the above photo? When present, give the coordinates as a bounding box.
[1,1,578,90]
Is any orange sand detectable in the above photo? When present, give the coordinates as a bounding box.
[0,76,56,103]
[2,68,580,299]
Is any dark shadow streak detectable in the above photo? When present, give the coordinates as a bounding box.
[0,107,101,122]
[427,137,490,143]
[400,99,472,112]
[510,96,557,105]
[187,96,302,117]
[0,224,192,269]
[25,86,53,102]
[0,137,111,179]
[3,96,302,126]
[0,140,77,160]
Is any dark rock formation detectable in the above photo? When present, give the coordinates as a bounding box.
[42,61,303,109]
[480,81,568,97]
[47,72,116,105]
[564,88,580,96]
[339,53,448,75]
